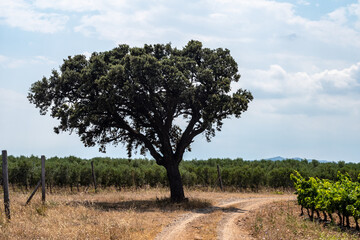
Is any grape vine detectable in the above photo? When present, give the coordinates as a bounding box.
[291,171,360,230]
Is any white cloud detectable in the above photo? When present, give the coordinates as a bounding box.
[240,62,360,117]
[243,65,321,96]
[325,2,360,31]
[193,0,360,51]
[0,55,25,68]
[328,8,348,25]
[350,4,360,32]
[64,0,357,62]
[0,55,6,62]
[0,55,57,69]
[296,0,310,6]
[2,0,360,50]
[315,63,360,91]
[33,0,101,12]
[74,3,174,44]
[0,0,68,33]
[244,62,360,95]
[0,88,25,106]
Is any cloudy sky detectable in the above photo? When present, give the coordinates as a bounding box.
[1,0,360,162]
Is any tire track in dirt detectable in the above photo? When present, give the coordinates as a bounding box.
[217,196,295,240]
[154,212,203,240]
[154,196,295,240]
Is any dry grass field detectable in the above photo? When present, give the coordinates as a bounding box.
[0,188,357,239]
[244,200,360,240]
[0,188,183,239]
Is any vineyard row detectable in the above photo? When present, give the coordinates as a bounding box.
[291,171,360,230]
[0,155,359,191]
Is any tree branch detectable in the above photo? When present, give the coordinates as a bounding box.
[110,109,165,165]
[174,111,204,163]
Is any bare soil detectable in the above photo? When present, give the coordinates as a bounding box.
[155,194,295,240]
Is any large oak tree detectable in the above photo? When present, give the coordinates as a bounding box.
[28,40,253,202]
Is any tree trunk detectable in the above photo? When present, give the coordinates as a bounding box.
[322,211,327,222]
[310,208,314,221]
[306,208,310,218]
[337,212,342,226]
[345,215,350,228]
[165,162,185,202]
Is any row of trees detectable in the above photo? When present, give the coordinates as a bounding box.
[1,155,359,192]
[291,171,360,230]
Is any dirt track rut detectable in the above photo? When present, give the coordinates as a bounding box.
[155,195,295,240]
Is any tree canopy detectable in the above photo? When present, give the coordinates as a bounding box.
[28,40,253,201]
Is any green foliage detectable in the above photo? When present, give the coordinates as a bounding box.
[291,171,360,230]
[28,40,253,202]
[4,155,360,192]
[28,40,253,168]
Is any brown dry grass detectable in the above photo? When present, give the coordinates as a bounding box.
[0,188,323,240]
[244,200,360,240]
[0,187,291,240]
[0,188,214,240]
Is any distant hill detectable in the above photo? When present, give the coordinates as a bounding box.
[264,156,328,163]
[265,156,286,161]
[265,156,300,161]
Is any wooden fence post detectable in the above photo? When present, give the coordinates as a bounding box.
[2,150,10,219]
[41,155,46,203]
[25,180,41,205]
[217,165,224,191]
[91,161,97,192]
[26,155,46,205]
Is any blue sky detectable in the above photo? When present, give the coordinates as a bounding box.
[1,0,360,162]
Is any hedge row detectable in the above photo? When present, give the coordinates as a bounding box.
[0,155,359,191]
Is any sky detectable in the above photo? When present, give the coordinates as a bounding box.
[1,0,360,162]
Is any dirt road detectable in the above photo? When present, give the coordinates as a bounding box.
[155,195,295,240]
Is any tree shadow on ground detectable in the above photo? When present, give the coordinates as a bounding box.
[67,198,246,214]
